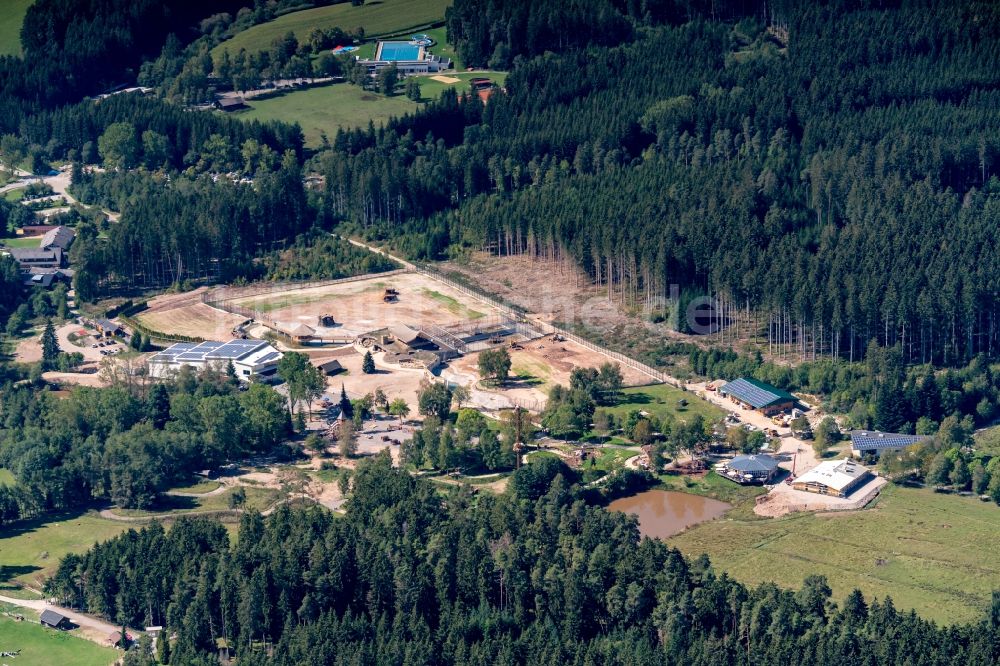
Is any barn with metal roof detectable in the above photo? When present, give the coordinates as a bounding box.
[850,430,927,457]
[718,378,797,415]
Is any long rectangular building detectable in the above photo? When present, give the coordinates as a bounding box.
[148,340,282,381]
[718,377,797,416]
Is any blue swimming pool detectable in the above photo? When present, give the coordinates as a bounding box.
[377,41,421,61]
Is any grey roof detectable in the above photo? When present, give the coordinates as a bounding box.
[850,430,926,451]
[9,247,61,261]
[40,609,68,626]
[389,325,422,344]
[728,454,779,473]
[96,318,120,330]
[719,378,797,409]
[40,226,75,250]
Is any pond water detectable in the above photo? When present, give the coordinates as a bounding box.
[609,490,731,539]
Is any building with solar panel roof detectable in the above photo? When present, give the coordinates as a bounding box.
[148,339,283,381]
[849,430,927,458]
[718,377,798,416]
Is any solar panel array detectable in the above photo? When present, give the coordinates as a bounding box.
[152,340,270,364]
[720,378,785,408]
[850,431,925,451]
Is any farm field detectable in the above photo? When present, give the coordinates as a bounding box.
[605,383,725,425]
[0,0,32,57]
[211,0,450,59]
[0,513,133,590]
[0,614,117,666]
[235,84,418,147]
[669,484,1000,625]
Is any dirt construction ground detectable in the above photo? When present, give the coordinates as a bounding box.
[226,272,500,338]
[137,287,245,340]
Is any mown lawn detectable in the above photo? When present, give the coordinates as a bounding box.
[0,0,33,57]
[0,613,118,666]
[231,72,506,147]
[415,71,508,102]
[604,383,725,425]
[2,235,41,248]
[669,484,1000,625]
[234,84,417,147]
[0,513,133,589]
[211,0,450,59]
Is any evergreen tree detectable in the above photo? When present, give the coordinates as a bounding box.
[40,319,60,365]
[362,350,375,374]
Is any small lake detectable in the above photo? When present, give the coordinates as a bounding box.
[609,490,731,539]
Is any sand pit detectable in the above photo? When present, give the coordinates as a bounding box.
[138,289,245,340]
[430,75,460,84]
[226,272,499,338]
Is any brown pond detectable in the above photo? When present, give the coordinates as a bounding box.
[609,490,731,539]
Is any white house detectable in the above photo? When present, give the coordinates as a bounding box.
[148,340,282,381]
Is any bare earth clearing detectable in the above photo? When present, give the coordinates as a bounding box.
[137,287,245,339]
[227,272,495,338]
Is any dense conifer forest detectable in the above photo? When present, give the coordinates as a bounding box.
[318,0,1000,367]
[47,456,1000,665]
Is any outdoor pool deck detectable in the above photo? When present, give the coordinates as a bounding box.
[375,41,423,61]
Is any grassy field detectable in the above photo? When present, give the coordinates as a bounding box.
[3,235,41,248]
[235,84,417,147]
[974,424,1000,455]
[233,70,506,147]
[0,467,14,485]
[416,71,508,101]
[3,187,26,202]
[0,614,118,666]
[421,288,484,318]
[0,0,32,57]
[110,485,279,518]
[168,478,223,494]
[0,513,133,589]
[605,383,725,425]
[211,0,450,59]
[670,484,1000,625]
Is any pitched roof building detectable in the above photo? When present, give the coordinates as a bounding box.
[720,454,781,484]
[40,225,75,251]
[850,430,927,457]
[792,459,871,498]
[718,378,797,415]
[40,608,70,629]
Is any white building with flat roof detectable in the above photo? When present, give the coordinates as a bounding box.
[148,340,282,381]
